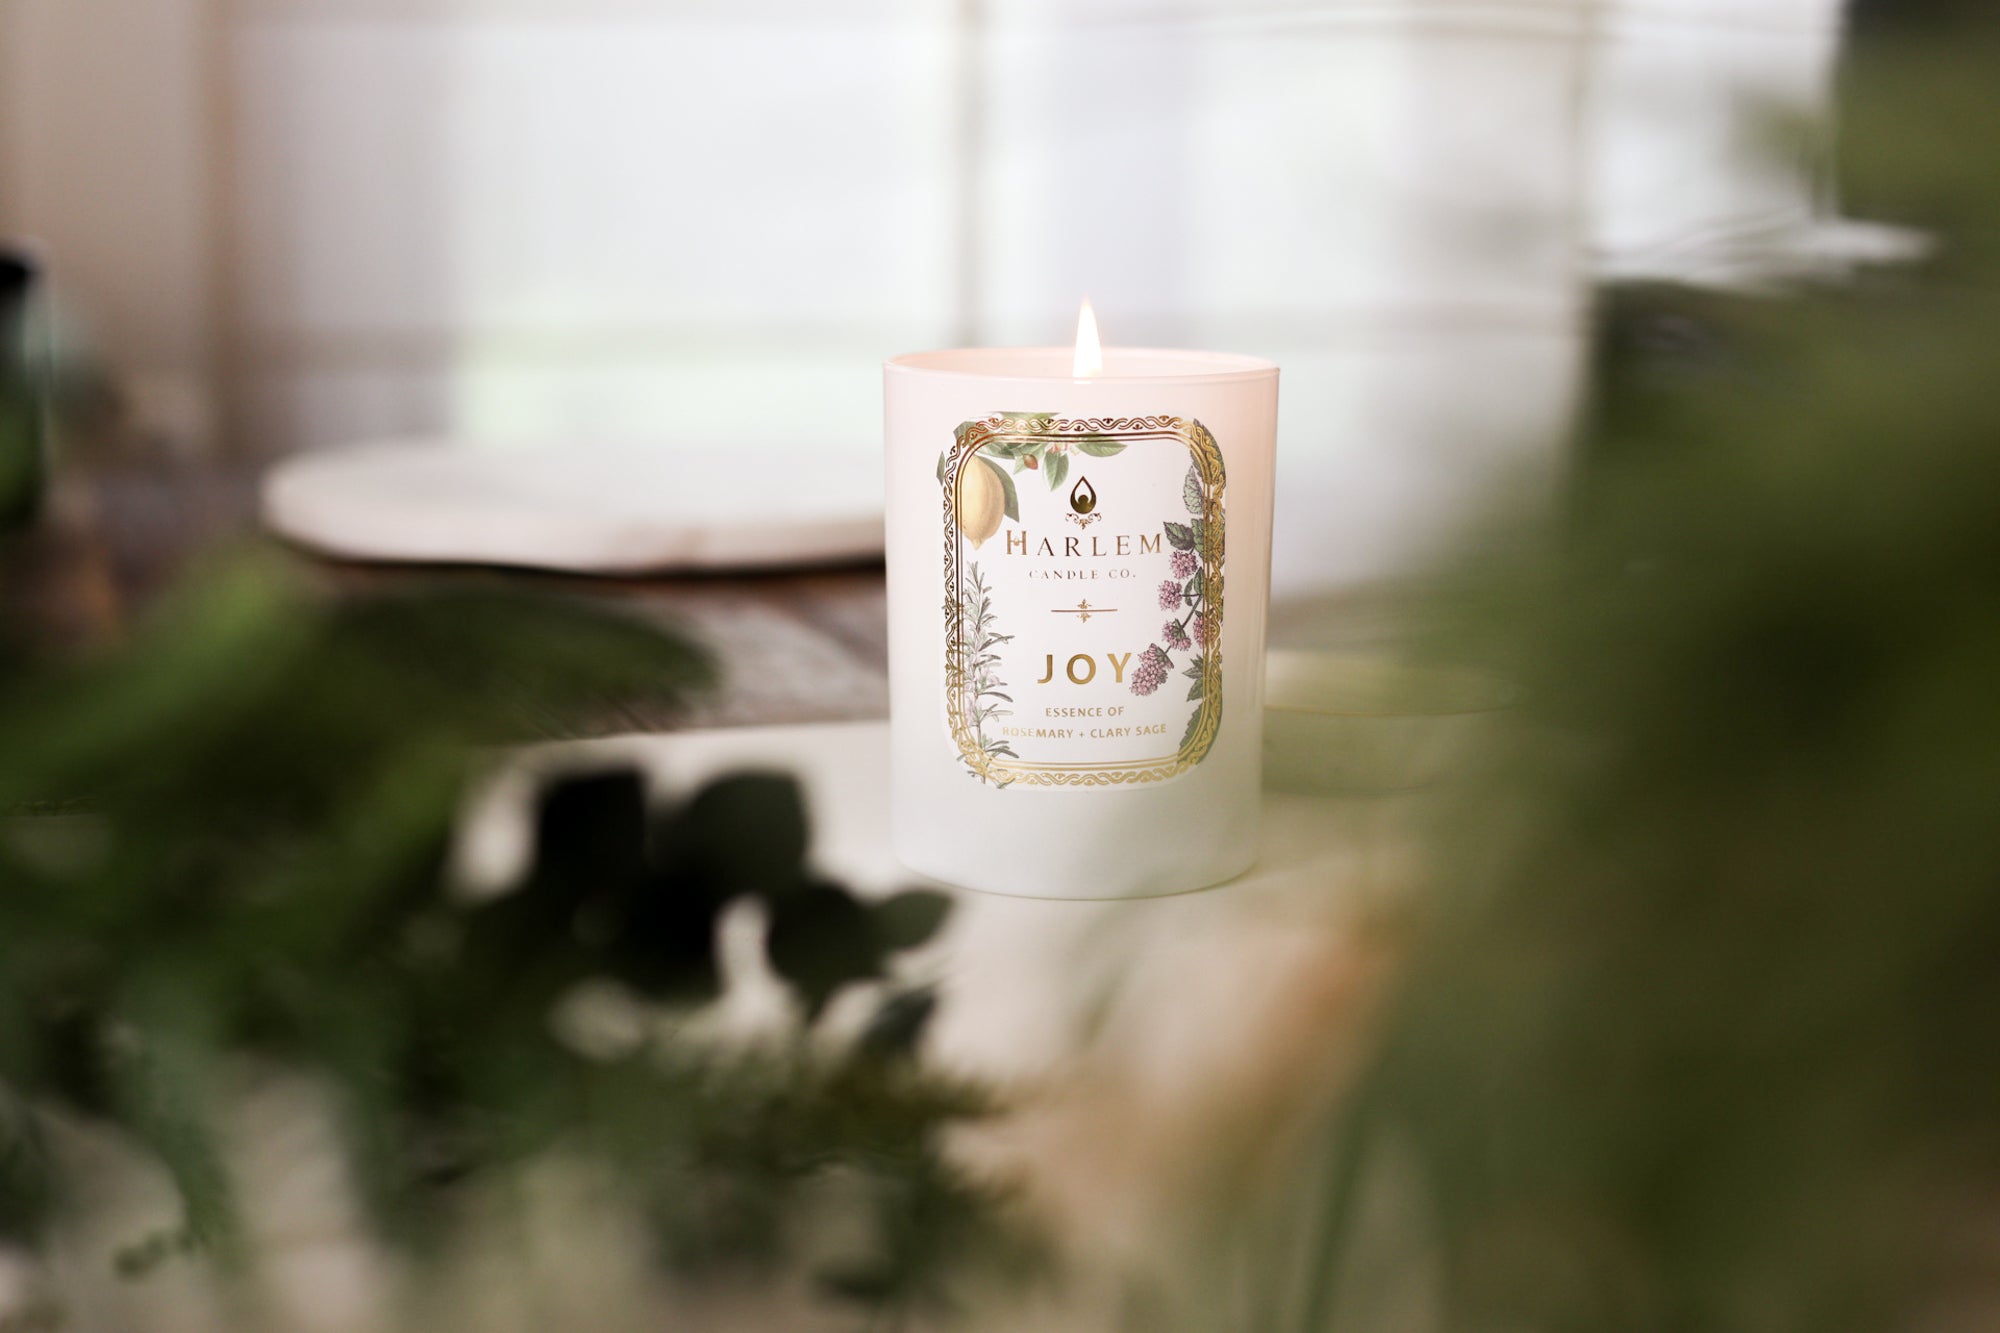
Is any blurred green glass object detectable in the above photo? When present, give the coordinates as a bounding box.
[1262,650,1512,797]
[0,248,49,530]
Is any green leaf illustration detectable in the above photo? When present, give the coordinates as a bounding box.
[1045,450,1070,491]
[1179,706,1205,753]
[1074,437,1126,458]
[1164,521,1197,551]
[935,452,947,485]
[1187,677,1205,702]
[981,456,1020,522]
[1183,465,1203,515]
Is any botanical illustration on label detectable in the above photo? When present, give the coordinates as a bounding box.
[938,413,1226,787]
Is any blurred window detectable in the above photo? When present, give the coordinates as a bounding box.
[2,0,1869,591]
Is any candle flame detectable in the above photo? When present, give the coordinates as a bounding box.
[1073,299,1103,378]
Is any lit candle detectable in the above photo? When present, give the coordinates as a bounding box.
[884,307,1280,898]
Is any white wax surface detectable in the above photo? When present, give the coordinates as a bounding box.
[887,346,1278,384]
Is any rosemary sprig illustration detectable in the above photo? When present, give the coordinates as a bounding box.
[955,562,1017,783]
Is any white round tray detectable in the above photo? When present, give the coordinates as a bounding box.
[261,439,884,574]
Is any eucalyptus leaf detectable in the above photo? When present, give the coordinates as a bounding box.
[874,890,954,953]
[766,884,884,1020]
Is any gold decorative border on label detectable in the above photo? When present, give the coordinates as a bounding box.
[943,414,1226,788]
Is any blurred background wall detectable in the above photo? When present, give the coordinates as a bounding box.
[0,0,220,451]
[0,0,1873,597]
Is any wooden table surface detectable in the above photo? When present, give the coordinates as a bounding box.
[3,459,1406,732]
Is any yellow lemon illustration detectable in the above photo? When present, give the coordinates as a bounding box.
[955,458,1006,548]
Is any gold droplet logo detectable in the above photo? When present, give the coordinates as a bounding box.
[1069,476,1097,516]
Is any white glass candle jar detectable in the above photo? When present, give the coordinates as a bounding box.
[884,347,1279,899]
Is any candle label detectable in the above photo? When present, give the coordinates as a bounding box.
[939,413,1225,787]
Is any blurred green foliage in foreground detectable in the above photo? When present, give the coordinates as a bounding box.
[1292,12,2000,1333]
[0,561,995,1321]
